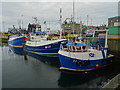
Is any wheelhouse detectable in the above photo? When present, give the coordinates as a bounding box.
[61,42,89,52]
[27,32,47,41]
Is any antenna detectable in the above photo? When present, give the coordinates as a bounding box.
[21,15,24,29]
[60,8,62,39]
[33,17,38,24]
[87,15,89,27]
[72,0,75,36]
[17,19,21,29]
[44,21,47,32]
[91,18,92,26]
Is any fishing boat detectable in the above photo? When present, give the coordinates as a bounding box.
[8,34,26,48]
[24,32,67,57]
[8,17,42,48]
[8,21,27,48]
[24,8,67,57]
[58,30,114,71]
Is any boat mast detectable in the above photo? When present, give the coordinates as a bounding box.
[21,15,24,29]
[60,8,62,39]
[33,17,38,24]
[72,0,75,37]
[105,29,108,48]
[33,17,38,32]
[87,15,89,27]
[44,21,48,36]
[80,21,83,37]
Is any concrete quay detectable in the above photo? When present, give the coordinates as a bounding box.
[102,73,120,89]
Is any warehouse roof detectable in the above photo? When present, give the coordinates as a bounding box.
[108,16,120,19]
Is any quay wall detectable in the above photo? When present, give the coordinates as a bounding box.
[102,73,120,89]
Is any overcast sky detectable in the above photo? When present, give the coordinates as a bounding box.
[1,0,119,32]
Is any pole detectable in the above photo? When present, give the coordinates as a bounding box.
[87,15,89,27]
[91,18,92,26]
[60,8,62,39]
[105,29,108,48]
[21,15,24,29]
[72,0,75,36]
[93,30,95,37]
[80,21,83,37]
[45,22,48,36]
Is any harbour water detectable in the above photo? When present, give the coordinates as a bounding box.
[2,44,120,88]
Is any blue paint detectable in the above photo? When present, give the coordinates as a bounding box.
[99,38,105,47]
[66,42,86,46]
[8,36,25,47]
[102,50,106,59]
[25,40,67,54]
[9,45,24,55]
[58,54,108,71]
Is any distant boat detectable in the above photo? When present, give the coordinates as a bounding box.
[24,32,67,57]
[58,30,114,71]
[8,34,26,48]
[8,22,27,48]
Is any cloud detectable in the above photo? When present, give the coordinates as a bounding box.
[0,2,2,32]
[1,0,120,2]
[1,2,118,32]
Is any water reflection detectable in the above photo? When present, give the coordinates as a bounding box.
[9,46,24,55]
[58,72,104,88]
[1,43,8,47]
[8,44,60,68]
[26,52,60,68]
[58,61,120,88]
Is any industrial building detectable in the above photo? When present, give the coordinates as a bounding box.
[108,16,120,35]
[62,23,81,34]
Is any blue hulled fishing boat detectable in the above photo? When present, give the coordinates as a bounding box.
[24,9,67,57]
[24,32,67,57]
[58,30,114,71]
[8,34,26,48]
[8,22,27,48]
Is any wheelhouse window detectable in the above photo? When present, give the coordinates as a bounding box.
[65,45,87,52]
[76,46,81,50]
[36,34,38,36]
[82,46,86,50]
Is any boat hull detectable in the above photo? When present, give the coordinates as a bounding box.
[58,50,113,71]
[24,39,67,57]
[8,36,25,48]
